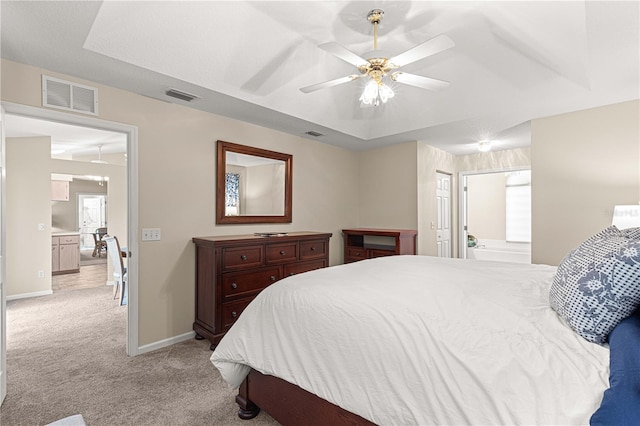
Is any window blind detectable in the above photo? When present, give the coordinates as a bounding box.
[506,184,531,242]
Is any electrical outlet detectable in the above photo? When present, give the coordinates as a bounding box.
[142,228,161,241]
[38,223,45,231]
[38,270,45,278]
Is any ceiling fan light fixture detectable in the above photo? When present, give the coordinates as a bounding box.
[360,79,395,107]
[300,9,453,105]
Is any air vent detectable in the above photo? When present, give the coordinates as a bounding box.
[42,75,98,115]
[305,131,324,137]
[165,88,199,102]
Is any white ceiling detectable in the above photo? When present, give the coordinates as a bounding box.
[1,1,638,155]
[4,114,127,158]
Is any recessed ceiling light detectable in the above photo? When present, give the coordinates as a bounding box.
[477,140,491,152]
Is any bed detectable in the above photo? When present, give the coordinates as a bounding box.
[211,226,640,425]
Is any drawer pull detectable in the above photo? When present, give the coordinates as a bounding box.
[289,272,295,276]
[356,251,360,256]
[310,247,316,251]
[240,255,247,261]
[231,282,238,289]
[279,250,286,255]
[270,276,276,281]
[231,311,238,318]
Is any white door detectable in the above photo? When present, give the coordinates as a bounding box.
[78,194,107,249]
[1,106,7,405]
[436,172,452,257]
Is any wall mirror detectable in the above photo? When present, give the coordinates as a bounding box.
[216,140,292,224]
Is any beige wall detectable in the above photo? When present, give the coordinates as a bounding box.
[456,147,531,172]
[357,141,418,229]
[531,100,640,265]
[6,137,52,296]
[245,163,284,215]
[466,173,507,241]
[2,59,359,346]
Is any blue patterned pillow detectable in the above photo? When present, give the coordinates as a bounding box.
[622,227,640,241]
[550,226,640,343]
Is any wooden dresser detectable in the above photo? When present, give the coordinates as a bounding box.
[192,232,332,349]
[342,228,417,263]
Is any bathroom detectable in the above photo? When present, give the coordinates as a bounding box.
[465,170,531,263]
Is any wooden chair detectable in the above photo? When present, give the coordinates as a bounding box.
[92,227,108,257]
[104,235,127,305]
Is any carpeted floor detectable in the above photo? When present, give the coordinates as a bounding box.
[0,269,279,426]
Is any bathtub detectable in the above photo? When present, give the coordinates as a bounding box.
[467,239,531,264]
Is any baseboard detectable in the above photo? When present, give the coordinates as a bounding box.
[7,290,54,301]
[136,330,196,355]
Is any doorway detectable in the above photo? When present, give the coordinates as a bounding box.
[78,193,108,250]
[459,169,531,263]
[0,102,139,407]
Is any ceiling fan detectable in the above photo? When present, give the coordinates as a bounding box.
[300,9,455,107]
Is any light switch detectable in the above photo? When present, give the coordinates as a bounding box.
[142,228,161,241]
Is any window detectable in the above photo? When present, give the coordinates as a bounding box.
[225,173,240,216]
[505,171,531,243]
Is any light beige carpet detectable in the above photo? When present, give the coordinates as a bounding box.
[0,273,279,426]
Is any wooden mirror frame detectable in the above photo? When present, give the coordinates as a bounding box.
[216,140,293,224]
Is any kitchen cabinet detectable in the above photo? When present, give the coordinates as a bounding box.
[52,234,80,274]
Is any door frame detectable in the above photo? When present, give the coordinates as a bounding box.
[457,167,530,259]
[1,101,139,357]
[1,106,7,405]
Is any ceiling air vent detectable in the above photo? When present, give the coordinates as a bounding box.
[42,75,98,115]
[305,131,323,137]
[165,88,199,102]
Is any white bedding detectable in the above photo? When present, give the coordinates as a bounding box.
[211,255,610,425]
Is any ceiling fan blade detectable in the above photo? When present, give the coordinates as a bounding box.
[300,75,362,93]
[319,42,369,68]
[389,34,455,67]
[392,72,450,91]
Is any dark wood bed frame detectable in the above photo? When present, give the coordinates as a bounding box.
[236,369,376,425]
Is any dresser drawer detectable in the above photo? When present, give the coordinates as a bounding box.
[222,245,264,271]
[59,235,79,245]
[369,248,395,258]
[283,259,326,277]
[221,298,252,330]
[346,247,367,260]
[300,239,327,260]
[222,267,281,300]
[266,242,298,264]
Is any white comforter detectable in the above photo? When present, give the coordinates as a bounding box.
[211,255,610,425]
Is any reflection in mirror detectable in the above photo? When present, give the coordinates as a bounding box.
[216,141,292,224]
[225,152,285,216]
